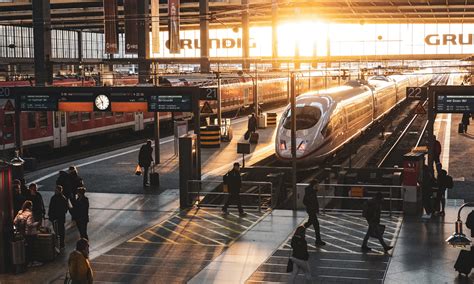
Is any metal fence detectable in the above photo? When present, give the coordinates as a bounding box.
[187,180,273,211]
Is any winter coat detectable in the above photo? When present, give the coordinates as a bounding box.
[13,209,39,236]
[223,169,242,194]
[291,235,309,261]
[69,173,84,197]
[462,113,471,125]
[28,192,45,221]
[57,171,73,197]
[48,193,69,223]
[248,115,257,132]
[138,144,153,167]
[68,250,93,284]
[365,198,381,225]
[72,196,89,222]
[303,185,319,213]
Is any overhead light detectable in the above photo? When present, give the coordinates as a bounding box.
[446,203,474,248]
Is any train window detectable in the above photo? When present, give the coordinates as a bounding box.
[282,106,322,130]
[81,112,91,121]
[115,112,123,117]
[4,114,13,127]
[39,112,48,128]
[94,112,103,119]
[27,112,36,128]
[69,112,79,123]
[105,112,113,117]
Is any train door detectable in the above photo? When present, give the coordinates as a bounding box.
[134,112,144,131]
[53,111,67,148]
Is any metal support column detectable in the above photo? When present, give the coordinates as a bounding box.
[137,0,150,84]
[199,0,210,73]
[77,31,83,63]
[217,67,222,128]
[254,62,259,116]
[32,0,52,86]
[271,0,278,70]
[193,93,202,179]
[290,73,297,210]
[242,0,250,71]
[427,90,435,171]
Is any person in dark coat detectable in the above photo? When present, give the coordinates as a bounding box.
[13,183,26,217]
[27,183,45,223]
[433,135,442,173]
[435,169,452,217]
[303,180,326,246]
[48,185,69,249]
[57,170,73,200]
[248,113,257,134]
[421,164,435,219]
[68,166,84,199]
[138,140,154,187]
[222,163,245,216]
[462,112,470,133]
[289,226,311,283]
[72,187,89,240]
[361,192,393,253]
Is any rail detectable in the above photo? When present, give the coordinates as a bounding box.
[187,180,273,211]
[305,182,404,216]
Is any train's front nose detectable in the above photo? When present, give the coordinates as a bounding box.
[275,103,326,160]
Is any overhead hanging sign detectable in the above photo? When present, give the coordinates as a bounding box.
[148,94,192,112]
[200,101,214,114]
[103,0,119,54]
[151,0,160,53]
[406,87,428,100]
[124,0,139,54]
[433,86,474,113]
[20,94,58,111]
[168,0,180,53]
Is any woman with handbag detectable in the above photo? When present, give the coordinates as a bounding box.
[289,226,312,283]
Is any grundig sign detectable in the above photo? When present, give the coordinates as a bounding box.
[424,34,474,45]
[164,38,257,49]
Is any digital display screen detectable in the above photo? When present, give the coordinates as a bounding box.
[436,94,474,113]
[147,94,192,112]
[20,94,58,111]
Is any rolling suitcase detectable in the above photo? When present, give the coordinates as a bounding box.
[459,123,464,134]
[454,250,473,275]
[249,132,259,144]
[33,233,56,262]
[150,163,159,187]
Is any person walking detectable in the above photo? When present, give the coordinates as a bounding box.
[68,238,93,284]
[361,192,393,253]
[462,112,470,133]
[303,180,326,246]
[48,185,69,249]
[421,164,435,219]
[14,200,42,267]
[68,166,84,200]
[222,162,245,216]
[248,113,257,134]
[57,170,73,201]
[289,226,312,283]
[434,169,453,217]
[72,187,89,240]
[433,135,442,173]
[138,140,154,187]
[27,183,45,223]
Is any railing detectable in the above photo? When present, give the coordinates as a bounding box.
[304,182,404,216]
[187,180,273,211]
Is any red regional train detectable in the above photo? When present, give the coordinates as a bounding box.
[0,70,352,150]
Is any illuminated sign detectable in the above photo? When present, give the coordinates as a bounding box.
[20,94,58,111]
[433,86,474,113]
[424,34,474,46]
[147,94,192,112]
[164,38,257,50]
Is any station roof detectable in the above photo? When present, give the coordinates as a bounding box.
[0,0,473,32]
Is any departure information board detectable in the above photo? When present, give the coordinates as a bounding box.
[20,94,58,111]
[147,94,192,112]
[436,94,474,113]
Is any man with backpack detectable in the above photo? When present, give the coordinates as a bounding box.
[434,169,453,216]
[303,180,326,246]
[361,192,393,253]
[222,163,245,216]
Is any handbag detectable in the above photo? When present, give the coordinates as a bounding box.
[135,164,142,176]
[286,258,293,273]
[244,130,250,140]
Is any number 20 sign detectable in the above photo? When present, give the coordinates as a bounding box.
[406,87,427,100]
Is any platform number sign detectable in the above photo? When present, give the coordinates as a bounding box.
[0,87,10,98]
[406,87,427,100]
[199,88,218,100]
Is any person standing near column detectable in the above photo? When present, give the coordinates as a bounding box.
[138,140,154,187]
[72,187,89,240]
[48,185,69,250]
[303,180,326,246]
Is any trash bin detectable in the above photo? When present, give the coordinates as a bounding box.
[11,238,26,274]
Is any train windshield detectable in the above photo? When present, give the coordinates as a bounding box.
[282,105,322,130]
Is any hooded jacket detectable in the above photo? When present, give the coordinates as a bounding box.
[68,250,93,284]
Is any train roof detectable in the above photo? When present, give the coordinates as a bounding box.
[297,82,372,104]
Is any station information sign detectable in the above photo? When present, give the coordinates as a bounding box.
[147,94,192,112]
[20,94,58,111]
[436,94,474,113]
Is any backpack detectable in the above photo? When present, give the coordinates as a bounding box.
[445,175,454,189]
[466,211,474,230]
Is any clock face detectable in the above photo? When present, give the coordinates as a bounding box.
[95,94,110,110]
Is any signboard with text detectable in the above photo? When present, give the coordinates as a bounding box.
[147,94,192,112]
[20,94,58,111]
[433,86,474,113]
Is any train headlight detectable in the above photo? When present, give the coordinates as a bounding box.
[279,140,287,150]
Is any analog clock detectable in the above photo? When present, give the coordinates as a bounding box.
[94,94,110,111]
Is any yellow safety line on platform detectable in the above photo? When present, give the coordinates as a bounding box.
[151,223,204,245]
[127,235,151,243]
[241,211,261,219]
[170,217,235,240]
[176,214,243,234]
[144,229,180,244]
[198,208,251,229]
[321,215,396,237]
[164,220,227,246]
[227,212,256,223]
[317,226,385,254]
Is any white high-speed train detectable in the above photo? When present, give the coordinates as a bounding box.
[275,70,433,164]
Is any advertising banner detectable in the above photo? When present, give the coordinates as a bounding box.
[168,0,180,54]
[151,0,160,53]
[124,0,139,54]
[104,0,119,54]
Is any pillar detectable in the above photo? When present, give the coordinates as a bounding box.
[32,0,53,86]
[199,0,210,73]
[242,0,250,71]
